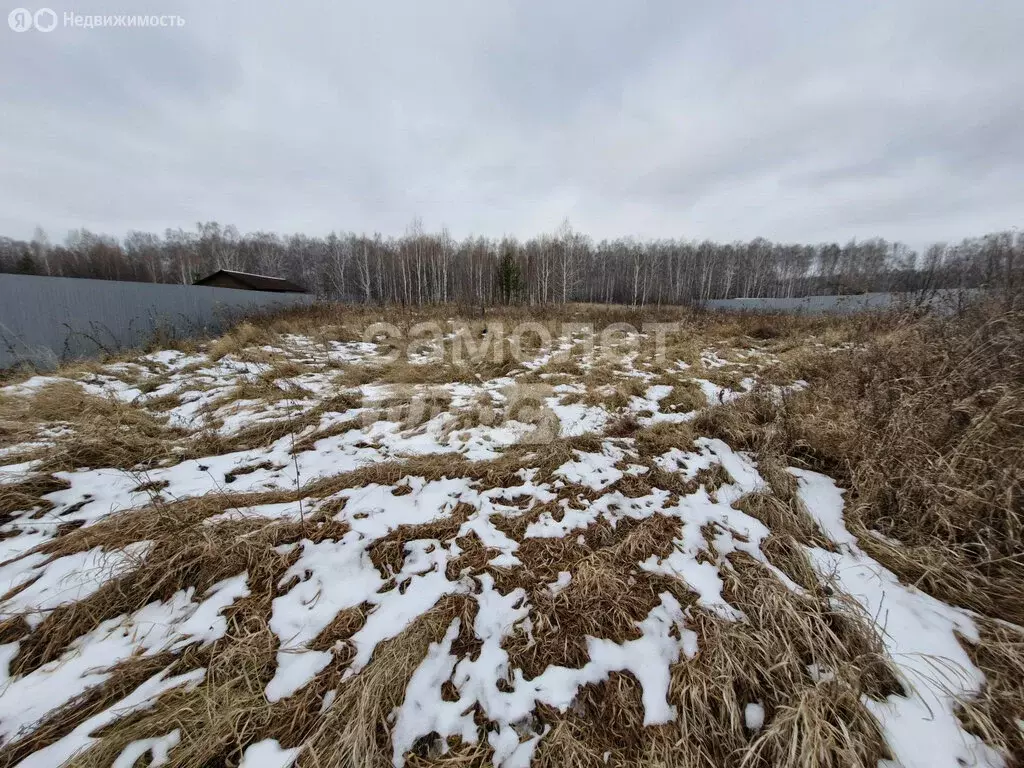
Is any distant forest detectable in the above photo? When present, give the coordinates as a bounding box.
[1,221,1020,306]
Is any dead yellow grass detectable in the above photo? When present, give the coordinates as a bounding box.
[206,322,277,361]
[633,421,696,459]
[659,381,707,413]
[301,596,477,768]
[664,556,898,768]
[706,306,1024,622]
[0,381,185,475]
[956,618,1024,760]
[688,303,1024,763]
[1,300,1019,766]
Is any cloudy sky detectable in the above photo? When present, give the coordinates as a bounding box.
[2,1,1022,248]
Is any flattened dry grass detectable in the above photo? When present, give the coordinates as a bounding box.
[1,300,1019,767]
[302,597,478,768]
[692,302,1024,763]
[956,618,1024,760]
[0,381,184,473]
[660,556,898,768]
[8,499,344,677]
[702,306,1024,623]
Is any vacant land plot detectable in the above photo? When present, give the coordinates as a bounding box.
[0,303,1020,767]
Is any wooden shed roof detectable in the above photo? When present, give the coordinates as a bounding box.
[194,269,307,293]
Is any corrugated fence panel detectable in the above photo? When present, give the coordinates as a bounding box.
[0,274,313,370]
[701,289,978,315]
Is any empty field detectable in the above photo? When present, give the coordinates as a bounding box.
[0,303,1020,768]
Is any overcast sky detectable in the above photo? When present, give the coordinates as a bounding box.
[2,1,1022,248]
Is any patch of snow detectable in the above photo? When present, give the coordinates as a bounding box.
[645,384,674,402]
[792,469,1004,768]
[238,739,302,768]
[553,444,624,491]
[545,399,608,437]
[346,543,470,674]
[13,667,204,768]
[0,574,248,741]
[744,702,765,730]
[0,543,150,628]
[266,532,383,702]
[547,571,572,595]
[112,729,181,768]
[171,573,250,648]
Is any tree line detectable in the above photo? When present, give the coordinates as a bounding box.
[1,220,1020,306]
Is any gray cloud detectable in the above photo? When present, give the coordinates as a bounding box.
[1,0,1021,248]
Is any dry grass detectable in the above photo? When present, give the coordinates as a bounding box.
[0,382,182,468]
[633,421,696,459]
[579,378,646,411]
[956,618,1024,760]
[658,381,707,413]
[207,321,277,361]
[507,546,898,768]
[662,557,899,768]
[688,302,1024,763]
[1,299,1020,766]
[699,305,1024,623]
[301,597,477,768]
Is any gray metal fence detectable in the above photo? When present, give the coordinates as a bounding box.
[701,289,979,315]
[0,273,313,370]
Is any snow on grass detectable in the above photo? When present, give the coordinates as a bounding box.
[204,500,312,525]
[0,326,1008,766]
[393,588,697,767]
[12,668,205,768]
[112,730,181,768]
[0,573,248,741]
[0,543,150,628]
[791,468,1004,768]
[545,399,609,437]
[744,702,765,730]
[0,528,51,568]
[170,573,251,647]
[266,531,385,702]
[238,738,302,768]
[552,443,624,490]
[546,571,572,595]
[334,477,471,539]
[346,542,470,674]
[0,459,41,482]
[447,420,537,461]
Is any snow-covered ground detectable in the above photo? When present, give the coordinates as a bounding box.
[0,326,1005,767]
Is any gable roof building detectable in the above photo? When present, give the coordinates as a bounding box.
[193,269,307,293]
